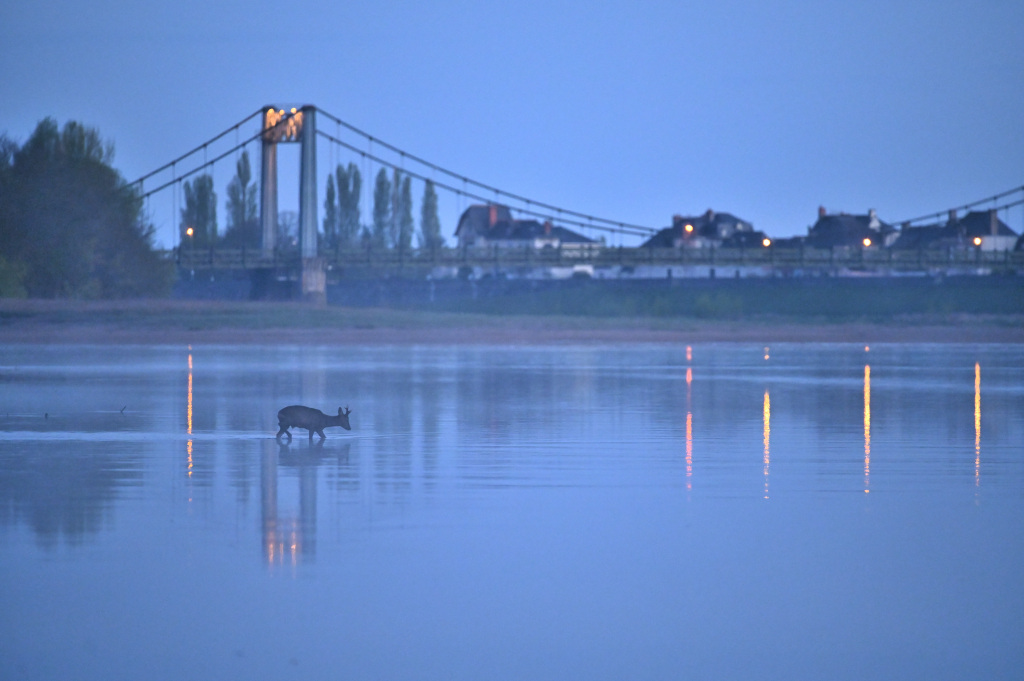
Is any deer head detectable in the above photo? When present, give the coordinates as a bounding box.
[337,406,352,430]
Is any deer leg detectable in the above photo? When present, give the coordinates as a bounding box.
[275,425,291,442]
[316,428,326,440]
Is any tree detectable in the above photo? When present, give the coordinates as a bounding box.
[389,168,401,248]
[180,174,217,248]
[322,172,338,249]
[397,175,414,251]
[0,118,172,298]
[371,168,391,249]
[277,210,298,248]
[419,179,444,250]
[336,162,361,248]
[222,150,258,248]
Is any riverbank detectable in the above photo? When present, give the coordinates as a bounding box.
[1,299,1021,344]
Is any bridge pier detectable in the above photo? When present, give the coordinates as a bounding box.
[260,105,318,262]
[301,257,327,305]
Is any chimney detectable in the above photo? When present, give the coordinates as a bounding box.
[868,208,879,230]
[818,206,827,219]
[489,204,498,227]
[947,209,958,226]
[990,208,998,236]
[544,220,552,235]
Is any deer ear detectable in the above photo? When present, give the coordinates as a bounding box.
[338,407,343,415]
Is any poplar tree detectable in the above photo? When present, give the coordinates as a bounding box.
[389,168,402,249]
[223,150,258,247]
[397,175,414,251]
[322,172,338,249]
[419,179,444,250]
[371,168,391,249]
[336,162,361,248]
[181,174,217,247]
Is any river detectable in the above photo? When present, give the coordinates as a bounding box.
[1,342,1021,679]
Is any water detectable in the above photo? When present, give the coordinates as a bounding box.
[1,342,1022,680]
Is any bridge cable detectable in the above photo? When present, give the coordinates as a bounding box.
[316,107,656,235]
[317,129,653,238]
[897,184,1024,226]
[130,108,264,187]
[136,112,300,200]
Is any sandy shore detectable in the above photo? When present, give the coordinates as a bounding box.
[1,299,1021,345]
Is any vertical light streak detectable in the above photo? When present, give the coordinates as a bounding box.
[763,389,771,499]
[863,364,871,494]
[685,366,693,490]
[686,345,692,363]
[685,413,693,490]
[764,346,770,361]
[187,351,193,480]
[975,362,981,487]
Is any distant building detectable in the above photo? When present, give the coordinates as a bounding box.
[806,207,898,249]
[454,204,598,251]
[641,209,757,248]
[953,209,1018,251]
[892,209,1018,251]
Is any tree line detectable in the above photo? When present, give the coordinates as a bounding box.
[179,156,445,252]
[0,119,172,298]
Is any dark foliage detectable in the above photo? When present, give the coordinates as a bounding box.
[0,119,173,298]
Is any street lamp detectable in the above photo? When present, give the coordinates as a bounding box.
[972,236,982,247]
[862,237,872,248]
[185,226,195,279]
[762,238,771,248]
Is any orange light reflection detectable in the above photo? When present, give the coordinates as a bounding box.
[187,352,193,479]
[975,363,981,487]
[763,389,770,499]
[685,412,693,490]
[863,364,871,493]
[685,364,693,490]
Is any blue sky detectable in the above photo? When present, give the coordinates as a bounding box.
[2,0,1022,247]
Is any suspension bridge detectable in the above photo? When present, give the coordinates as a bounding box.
[132,105,1024,301]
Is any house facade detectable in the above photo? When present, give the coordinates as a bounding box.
[892,209,1018,252]
[806,207,899,249]
[641,209,759,249]
[454,203,598,252]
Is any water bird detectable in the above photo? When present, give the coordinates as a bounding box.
[276,405,352,442]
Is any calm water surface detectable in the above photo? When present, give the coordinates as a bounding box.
[1,342,1022,680]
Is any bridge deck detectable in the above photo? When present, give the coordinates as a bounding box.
[170,245,1024,275]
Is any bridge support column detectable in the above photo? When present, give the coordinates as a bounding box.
[301,257,327,306]
[299,105,318,260]
[260,109,278,256]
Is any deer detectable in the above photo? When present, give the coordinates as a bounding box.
[276,405,352,442]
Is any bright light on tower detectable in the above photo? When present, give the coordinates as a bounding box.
[185,227,194,237]
[762,238,771,247]
[862,237,872,247]
[684,224,693,233]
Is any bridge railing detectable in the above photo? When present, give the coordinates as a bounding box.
[171,244,1024,272]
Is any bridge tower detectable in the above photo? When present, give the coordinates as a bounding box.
[260,105,325,303]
